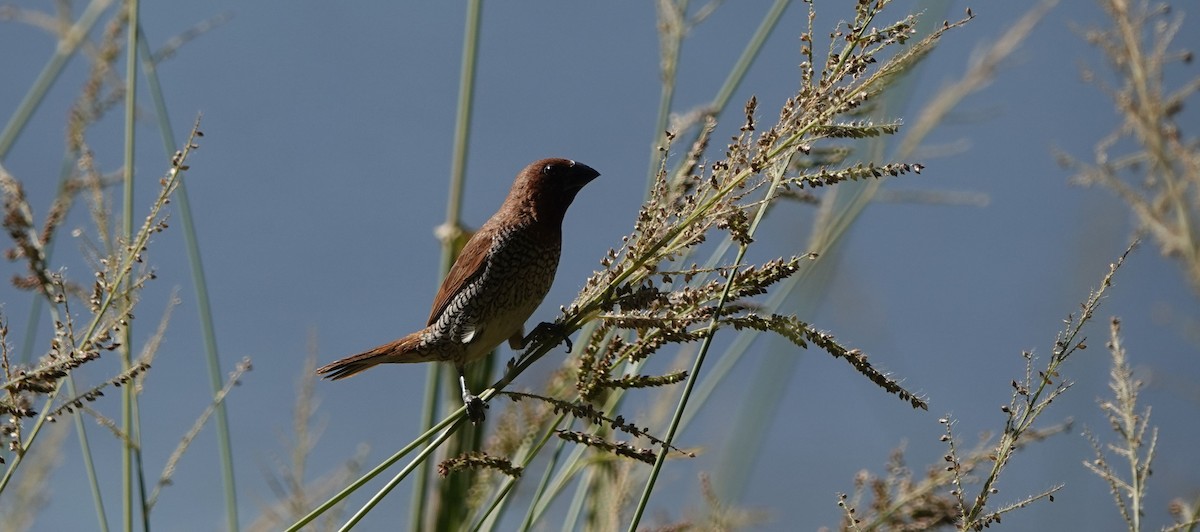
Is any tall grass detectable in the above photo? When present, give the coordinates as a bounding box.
[3,1,1197,530]
[1059,0,1200,294]
[295,1,953,529]
[0,3,238,530]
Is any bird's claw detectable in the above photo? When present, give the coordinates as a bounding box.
[458,372,488,424]
[462,392,488,424]
[526,321,573,353]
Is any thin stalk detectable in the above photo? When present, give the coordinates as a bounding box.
[533,438,590,525]
[667,0,789,176]
[1113,2,1197,278]
[490,325,611,530]
[121,0,142,528]
[627,165,786,531]
[340,420,466,531]
[133,399,150,531]
[468,411,569,531]
[704,1,954,500]
[137,25,239,531]
[0,0,114,160]
[516,420,570,531]
[446,0,481,217]
[17,156,77,364]
[527,375,628,527]
[412,364,441,531]
[425,2,484,530]
[519,325,619,528]
[1129,437,1143,532]
[561,461,596,531]
[285,0,485,513]
[7,150,108,521]
[0,385,65,492]
[43,286,110,530]
[68,374,111,532]
[710,0,788,118]
[644,0,689,189]
[2,14,99,468]
[0,123,199,494]
[287,406,466,530]
[565,358,638,530]
[467,478,519,532]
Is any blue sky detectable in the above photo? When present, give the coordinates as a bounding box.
[2,1,1198,530]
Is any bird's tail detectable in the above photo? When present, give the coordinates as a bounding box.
[316,332,430,380]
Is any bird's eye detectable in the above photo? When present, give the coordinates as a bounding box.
[542,163,557,175]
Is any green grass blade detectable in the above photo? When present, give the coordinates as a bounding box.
[287,406,467,530]
[137,24,241,532]
[625,164,786,531]
[0,0,115,160]
[340,420,464,531]
[121,1,143,529]
[67,375,112,532]
[421,1,484,530]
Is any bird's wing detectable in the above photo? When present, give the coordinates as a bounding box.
[427,227,494,326]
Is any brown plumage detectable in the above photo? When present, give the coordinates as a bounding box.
[317,158,599,421]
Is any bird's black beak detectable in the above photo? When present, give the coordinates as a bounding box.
[567,160,600,188]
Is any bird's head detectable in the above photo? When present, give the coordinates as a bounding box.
[506,158,600,224]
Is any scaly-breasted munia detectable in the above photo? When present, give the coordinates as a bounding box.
[317,158,599,422]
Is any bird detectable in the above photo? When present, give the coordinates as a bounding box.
[317,158,600,423]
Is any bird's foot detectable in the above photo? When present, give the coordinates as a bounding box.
[462,392,488,424]
[525,321,573,353]
[458,372,488,424]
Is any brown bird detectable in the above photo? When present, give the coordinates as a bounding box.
[317,158,599,422]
